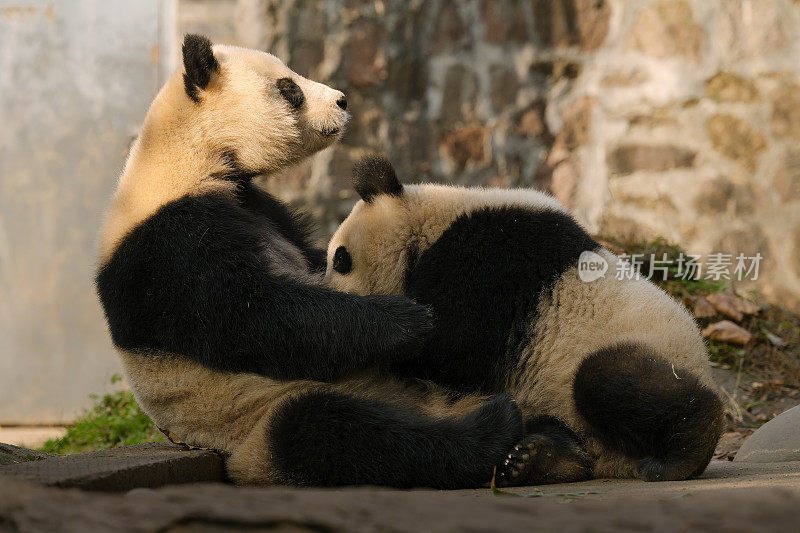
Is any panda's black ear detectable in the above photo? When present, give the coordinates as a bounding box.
[352,155,403,203]
[182,34,219,103]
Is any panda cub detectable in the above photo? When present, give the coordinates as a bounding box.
[96,35,524,488]
[325,155,725,485]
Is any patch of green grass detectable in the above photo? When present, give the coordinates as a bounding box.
[41,375,164,454]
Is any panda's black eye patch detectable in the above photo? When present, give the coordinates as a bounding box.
[333,246,352,275]
[276,77,305,109]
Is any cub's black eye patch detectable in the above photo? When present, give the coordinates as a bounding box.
[333,246,352,275]
[276,77,305,109]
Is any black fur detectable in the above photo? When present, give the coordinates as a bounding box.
[495,415,592,487]
[332,246,352,275]
[215,150,259,182]
[352,155,403,203]
[270,391,523,488]
[96,190,433,381]
[400,206,598,393]
[573,343,724,481]
[182,34,219,103]
[236,181,325,272]
[276,77,305,109]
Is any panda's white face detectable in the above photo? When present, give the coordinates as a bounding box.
[198,44,349,175]
[325,194,414,295]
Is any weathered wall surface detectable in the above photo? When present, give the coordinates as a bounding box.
[182,0,800,310]
[0,0,172,423]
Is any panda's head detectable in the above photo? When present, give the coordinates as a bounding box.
[177,34,348,175]
[324,156,414,295]
[325,155,568,295]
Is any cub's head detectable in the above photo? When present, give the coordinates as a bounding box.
[175,34,348,175]
[324,155,567,296]
[325,155,476,296]
[324,156,414,295]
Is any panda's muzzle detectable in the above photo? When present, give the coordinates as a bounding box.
[321,126,341,136]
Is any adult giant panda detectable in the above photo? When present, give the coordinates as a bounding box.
[325,155,725,486]
[95,35,525,488]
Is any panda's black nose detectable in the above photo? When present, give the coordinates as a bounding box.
[336,96,348,111]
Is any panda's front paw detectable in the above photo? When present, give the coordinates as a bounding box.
[366,295,434,361]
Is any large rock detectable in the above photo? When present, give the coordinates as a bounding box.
[608,144,696,176]
[773,149,800,203]
[735,405,800,463]
[480,0,528,44]
[770,81,800,142]
[531,0,611,51]
[346,18,386,88]
[430,0,466,53]
[628,0,705,61]
[706,72,760,103]
[0,443,224,491]
[692,176,758,215]
[706,114,766,171]
[439,124,489,172]
[794,224,800,279]
[489,65,520,113]
[719,0,787,60]
[439,65,479,126]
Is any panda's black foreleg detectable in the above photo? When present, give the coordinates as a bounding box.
[494,416,593,487]
[573,343,724,481]
[268,391,523,488]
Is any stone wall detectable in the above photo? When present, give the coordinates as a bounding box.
[179,0,800,310]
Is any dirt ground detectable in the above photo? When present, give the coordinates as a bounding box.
[712,364,800,461]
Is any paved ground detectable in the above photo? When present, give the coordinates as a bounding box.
[0,426,66,448]
[1,443,224,490]
[1,470,800,532]
[490,460,800,500]
[2,444,799,531]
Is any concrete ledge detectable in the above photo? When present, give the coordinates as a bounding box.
[1,478,800,532]
[0,443,52,465]
[0,442,225,491]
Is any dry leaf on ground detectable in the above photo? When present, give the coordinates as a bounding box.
[701,320,753,345]
[693,297,717,318]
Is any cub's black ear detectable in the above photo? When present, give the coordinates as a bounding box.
[352,155,403,203]
[182,34,219,102]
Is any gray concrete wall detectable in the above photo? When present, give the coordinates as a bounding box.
[0,0,174,423]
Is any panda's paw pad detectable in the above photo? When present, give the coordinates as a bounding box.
[494,439,541,487]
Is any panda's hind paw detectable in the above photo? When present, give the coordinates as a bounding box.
[493,431,593,487]
[494,437,542,487]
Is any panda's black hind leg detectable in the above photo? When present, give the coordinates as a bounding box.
[573,343,724,481]
[494,416,592,487]
[269,391,523,488]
